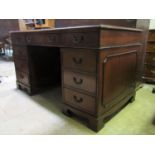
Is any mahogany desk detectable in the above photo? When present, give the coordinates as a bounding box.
[11,25,143,131]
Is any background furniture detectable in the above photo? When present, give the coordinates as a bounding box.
[11,25,143,131]
[34,19,55,29]
[143,30,155,83]
[0,20,19,57]
[18,19,55,30]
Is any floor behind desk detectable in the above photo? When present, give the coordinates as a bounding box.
[0,60,155,135]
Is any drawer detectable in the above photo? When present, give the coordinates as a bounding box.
[25,33,61,45]
[63,70,96,94]
[11,34,26,45]
[13,46,28,59]
[145,52,155,65]
[146,42,155,52]
[25,33,44,44]
[44,33,61,45]
[62,32,99,48]
[143,65,155,78]
[61,48,97,73]
[64,88,96,115]
[14,59,29,73]
[148,31,155,40]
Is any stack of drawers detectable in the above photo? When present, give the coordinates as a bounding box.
[61,48,97,116]
[13,45,32,93]
[143,30,155,83]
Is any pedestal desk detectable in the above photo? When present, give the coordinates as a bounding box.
[11,25,143,131]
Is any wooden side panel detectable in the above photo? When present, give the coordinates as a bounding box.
[102,51,137,106]
[97,46,140,116]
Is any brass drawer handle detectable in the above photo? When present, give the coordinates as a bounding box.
[151,70,155,74]
[73,77,83,84]
[48,35,57,42]
[72,57,82,64]
[73,95,83,103]
[152,57,155,61]
[73,34,84,44]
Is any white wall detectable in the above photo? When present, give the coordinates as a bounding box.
[149,19,155,29]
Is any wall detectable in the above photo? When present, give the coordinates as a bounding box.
[0,19,19,40]
[149,19,155,29]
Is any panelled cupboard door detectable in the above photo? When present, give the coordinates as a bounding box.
[100,49,138,108]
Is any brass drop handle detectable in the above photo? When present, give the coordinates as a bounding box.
[48,35,57,42]
[152,57,155,61]
[151,70,155,74]
[73,35,84,44]
[73,77,83,84]
[72,57,82,64]
[73,95,83,103]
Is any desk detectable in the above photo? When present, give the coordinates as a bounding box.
[11,25,143,131]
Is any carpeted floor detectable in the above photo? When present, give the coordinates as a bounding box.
[0,59,155,135]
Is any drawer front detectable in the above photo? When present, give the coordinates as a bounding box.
[13,46,28,59]
[64,88,96,115]
[14,59,29,73]
[145,52,155,65]
[25,33,61,46]
[16,71,30,86]
[44,33,61,45]
[148,31,155,40]
[11,34,26,45]
[25,34,44,44]
[63,71,96,94]
[61,48,97,73]
[143,65,155,78]
[146,43,155,52]
[62,32,99,48]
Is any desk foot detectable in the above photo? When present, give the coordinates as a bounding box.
[17,83,33,95]
[128,94,135,103]
[62,104,104,132]
[88,118,104,132]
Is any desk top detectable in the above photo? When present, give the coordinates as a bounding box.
[10,24,143,34]
[10,25,143,49]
